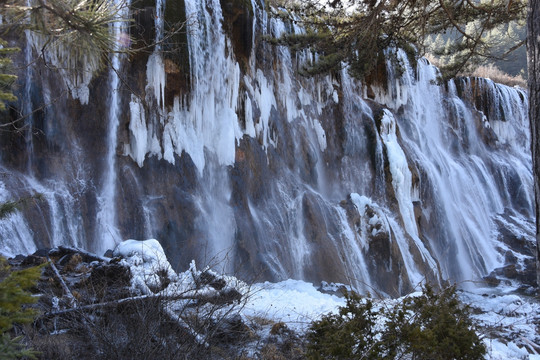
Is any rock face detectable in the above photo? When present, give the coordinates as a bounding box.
[0,0,534,296]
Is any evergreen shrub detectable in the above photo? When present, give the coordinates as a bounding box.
[306,284,486,360]
[0,256,42,359]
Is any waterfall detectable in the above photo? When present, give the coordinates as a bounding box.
[381,55,532,282]
[22,30,34,173]
[0,180,36,257]
[95,0,132,254]
[0,0,534,297]
[378,109,437,274]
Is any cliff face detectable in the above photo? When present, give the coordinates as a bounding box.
[0,0,534,296]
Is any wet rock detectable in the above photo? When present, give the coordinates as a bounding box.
[364,54,389,97]
[483,273,501,287]
[163,0,190,106]
[504,251,518,265]
[501,264,519,279]
[231,136,271,205]
[220,0,253,71]
[340,195,414,297]
[21,254,47,266]
[486,256,537,288]
[33,248,51,257]
[197,270,227,290]
[302,192,345,284]
[131,4,155,51]
[11,254,26,262]
[318,281,350,297]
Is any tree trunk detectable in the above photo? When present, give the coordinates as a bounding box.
[528,0,540,288]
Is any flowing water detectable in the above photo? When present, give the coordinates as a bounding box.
[95,0,132,255]
[0,0,533,296]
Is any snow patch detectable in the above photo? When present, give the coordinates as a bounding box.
[242,279,345,332]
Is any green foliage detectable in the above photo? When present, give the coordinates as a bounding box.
[0,194,44,219]
[269,0,527,80]
[0,39,19,111]
[307,285,486,360]
[0,0,131,110]
[3,0,130,62]
[306,292,381,359]
[0,201,21,219]
[387,285,486,360]
[0,257,42,359]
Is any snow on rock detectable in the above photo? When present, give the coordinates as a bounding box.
[318,281,353,296]
[460,286,540,358]
[112,239,246,303]
[173,261,246,303]
[350,193,385,237]
[113,239,177,293]
[114,239,170,266]
[487,340,535,360]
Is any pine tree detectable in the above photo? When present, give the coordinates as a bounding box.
[0,194,43,219]
[0,257,42,359]
[528,0,540,288]
[0,40,19,111]
[306,285,485,360]
[0,0,130,110]
[268,0,527,80]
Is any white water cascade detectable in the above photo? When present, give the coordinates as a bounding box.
[0,0,534,297]
[95,0,132,254]
[378,55,532,282]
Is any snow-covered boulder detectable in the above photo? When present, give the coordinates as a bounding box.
[113,239,177,293]
[113,239,244,303]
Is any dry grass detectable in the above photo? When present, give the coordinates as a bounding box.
[465,64,527,88]
[425,55,526,88]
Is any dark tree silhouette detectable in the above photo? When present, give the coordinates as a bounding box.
[527,0,540,287]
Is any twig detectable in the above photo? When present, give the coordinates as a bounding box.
[519,336,540,354]
[40,288,240,318]
[163,307,209,347]
[47,256,77,307]
[55,246,111,263]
